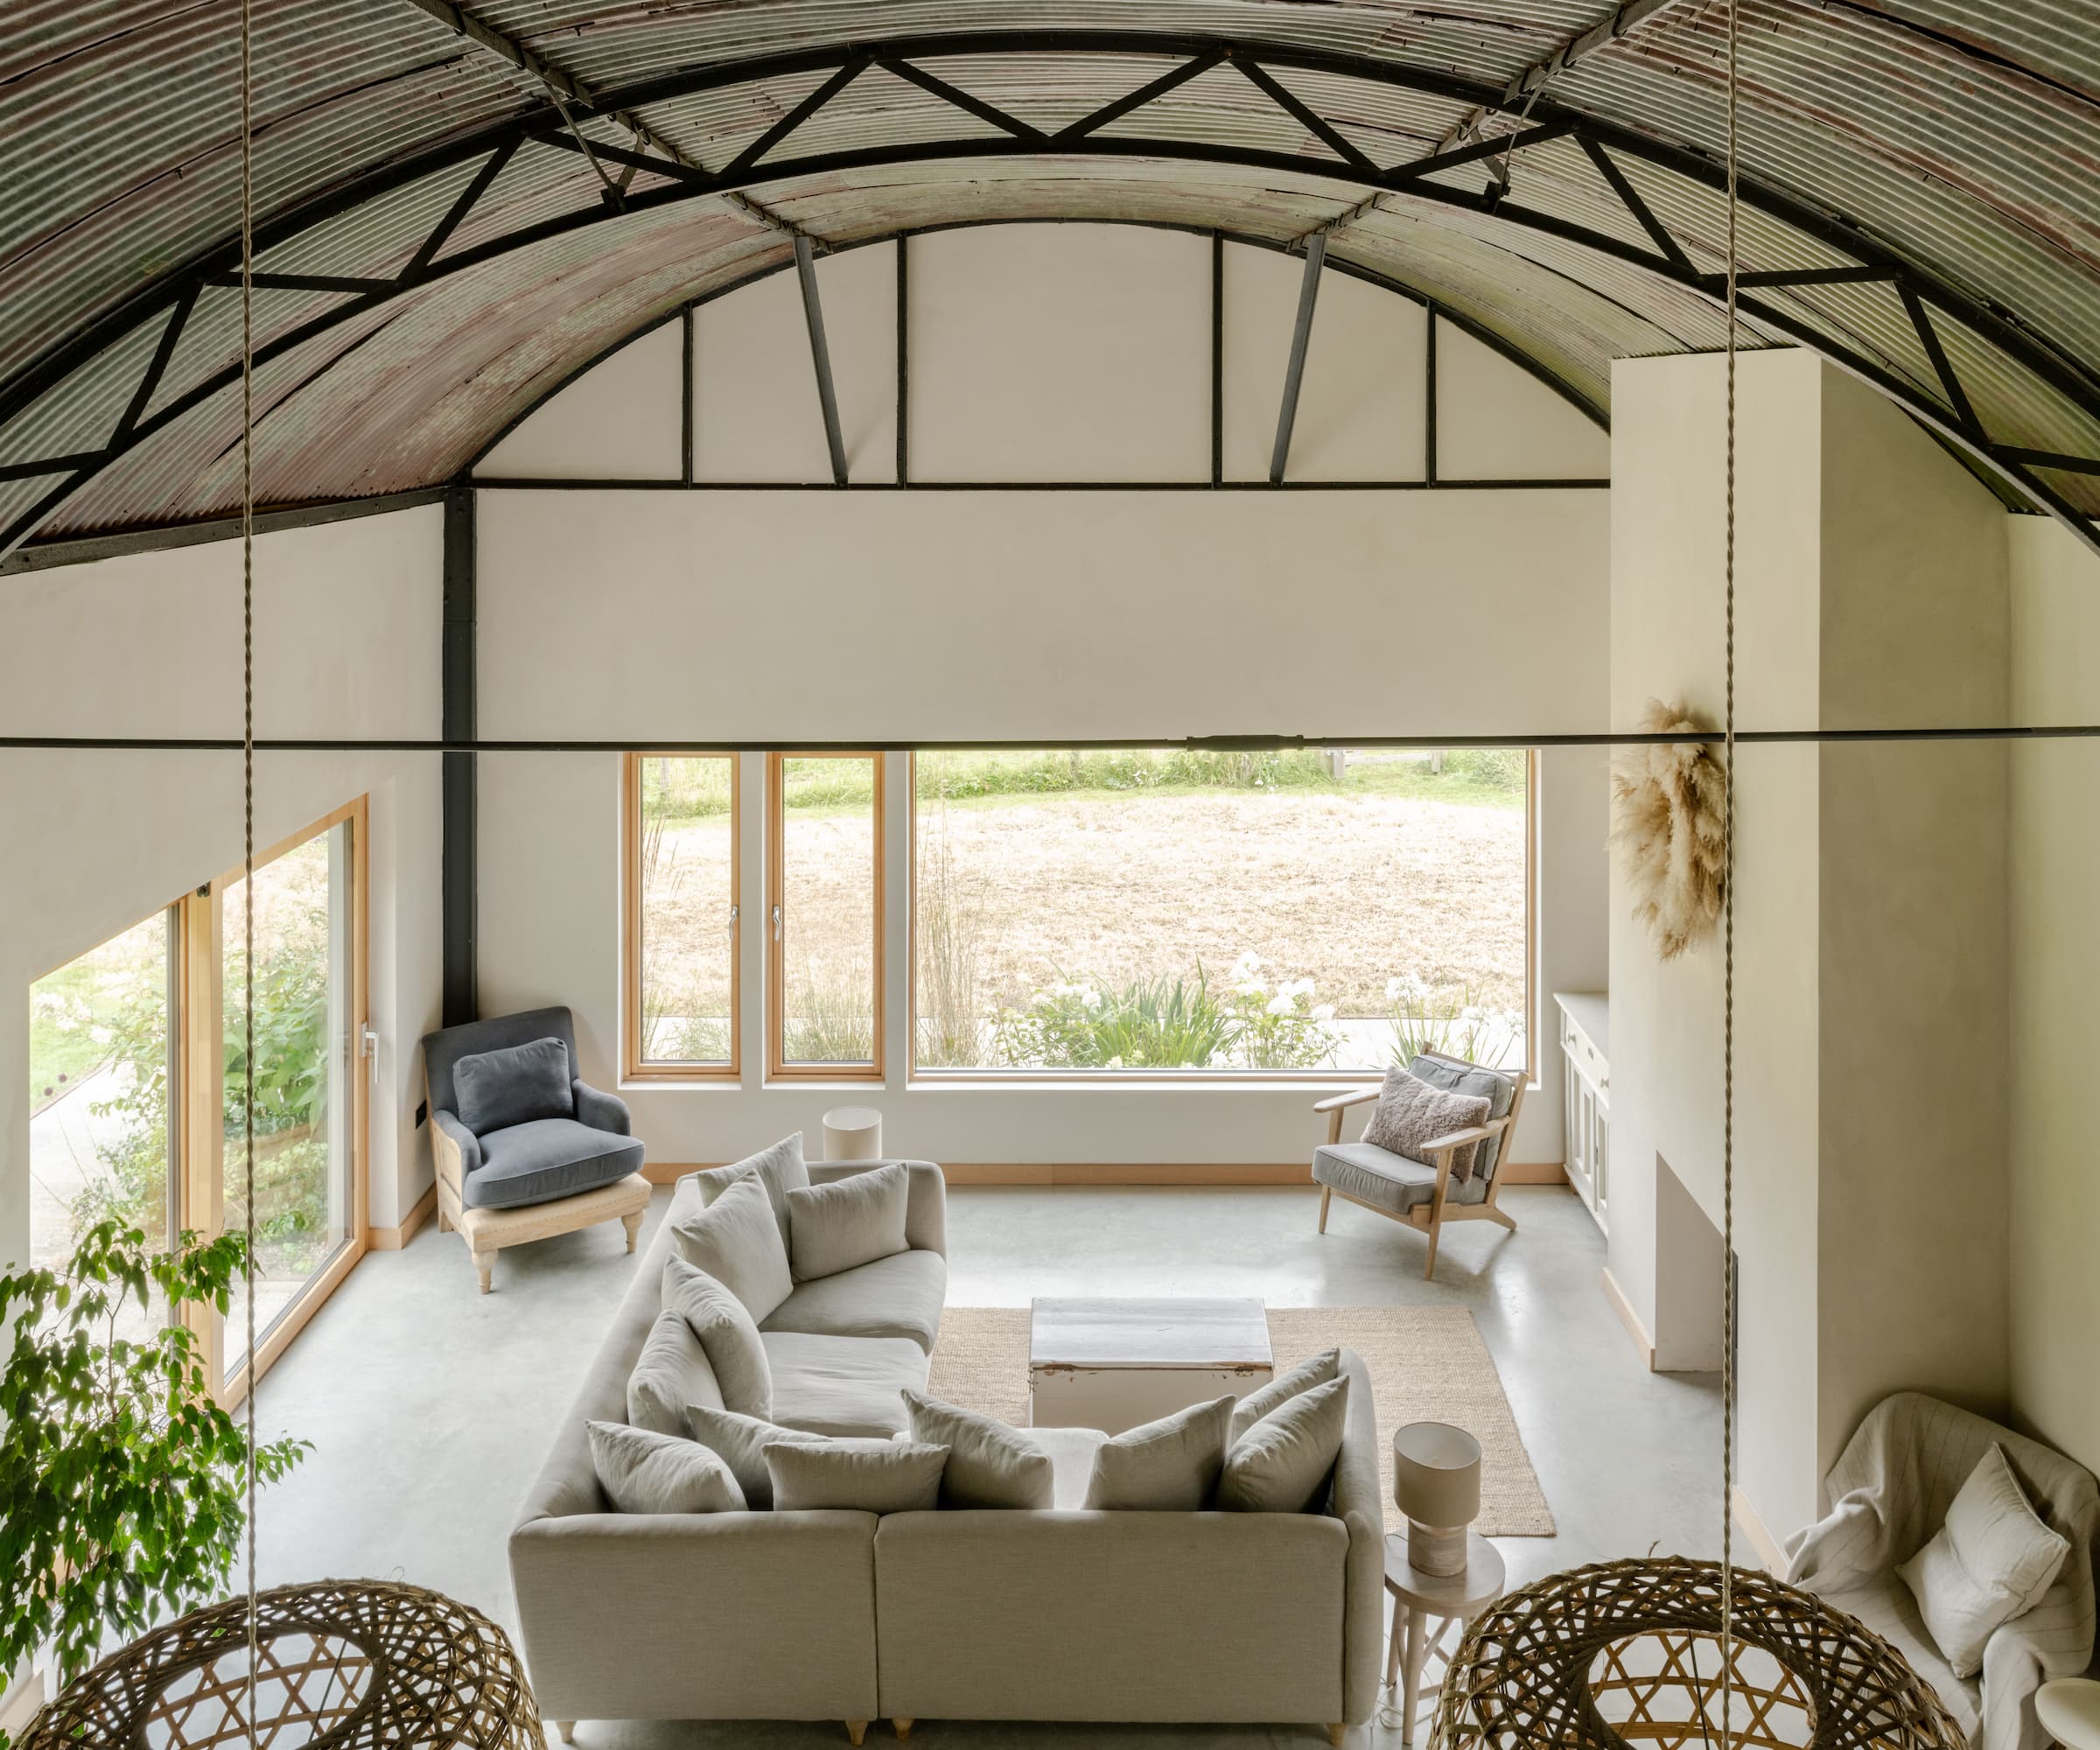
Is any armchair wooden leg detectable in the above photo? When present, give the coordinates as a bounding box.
[1486,1206,1516,1231]
[555,1725,575,1745]
[620,1208,643,1253]
[892,1721,914,1742]
[844,1723,868,1746]
[1329,1726,1348,1746]
[1317,1186,1333,1234]
[473,1248,494,1295]
[1422,1220,1441,1281]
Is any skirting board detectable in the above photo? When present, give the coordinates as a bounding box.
[1601,1265,1657,1370]
[368,1182,438,1250]
[646,1161,1566,1187]
[1732,1483,1788,1574]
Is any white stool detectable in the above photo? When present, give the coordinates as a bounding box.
[1382,1527,1506,1746]
[822,1105,883,1161]
[2039,1680,2100,1750]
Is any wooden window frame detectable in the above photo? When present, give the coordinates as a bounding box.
[906,748,1537,1085]
[766,751,886,1083]
[622,751,742,1083]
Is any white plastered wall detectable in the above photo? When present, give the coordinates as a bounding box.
[470,221,1612,1171]
[0,508,445,1270]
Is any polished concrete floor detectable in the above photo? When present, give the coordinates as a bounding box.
[253,1181,1723,1748]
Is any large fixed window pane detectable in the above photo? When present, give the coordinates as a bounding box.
[769,752,884,1077]
[626,753,739,1077]
[220,813,357,1376]
[27,908,180,1334]
[913,748,1530,1074]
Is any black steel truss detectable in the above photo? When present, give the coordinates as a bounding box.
[4,31,2097,556]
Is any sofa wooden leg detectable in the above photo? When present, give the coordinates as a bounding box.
[892,1722,914,1743]
[844,1723,868,1746]
[620,1208,643,1254]
[1317,1186,1332,1234]
[474,1249,494,1294]
[555,1724,575,1745]
[1328,1726,1347,1746]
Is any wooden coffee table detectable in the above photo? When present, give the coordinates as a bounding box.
[1027,1297,1273,1433]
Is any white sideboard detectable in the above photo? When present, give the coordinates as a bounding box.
[1554,991,1609,1234]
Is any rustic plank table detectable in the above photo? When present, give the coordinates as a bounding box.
[1026,1296,1274,1433]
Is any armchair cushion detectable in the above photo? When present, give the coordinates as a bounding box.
[453,1036,573,1135]
[1408,1053,1520,1181]
[1312,1140,1492,1214]
[1362,1066,1491,1182]
[468,1117,644,1210]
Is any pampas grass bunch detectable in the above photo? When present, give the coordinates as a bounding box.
[1610,698,1727,960]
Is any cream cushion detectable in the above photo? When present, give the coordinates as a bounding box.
[766,1438,949,1514]
[1082,1396,1236,1511]
[683,1404,829,1509]
[1362,1065,1491,1181]
[903,1389,1055,1509]
[587,1420,746,1514]
[1218,1375,1351,1513]
[1229,1348,1340,1443]
[786,1162,911,1282]
[686,1134,809,1244]
[626,1310,724,1437]
[1899,1444,2071,1677]
[662,1255,772,1418]
[669,1171,794,1321]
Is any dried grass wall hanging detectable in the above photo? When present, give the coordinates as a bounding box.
[1611,698,1728,960]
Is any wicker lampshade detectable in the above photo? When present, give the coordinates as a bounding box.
[19,1580,546,1750]
[1432,1558,1964,1750]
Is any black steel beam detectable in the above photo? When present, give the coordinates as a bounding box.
[895,236,910,485]
[794,234,850,486]
[878,55,1046,142]
[1210,232,1224,486]
[681,304,695,486]
[1424,308,1438,486]
[1270,233,1327,484]
[441,484,478,1029]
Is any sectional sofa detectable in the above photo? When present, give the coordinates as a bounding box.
[510,1158,1383,1743]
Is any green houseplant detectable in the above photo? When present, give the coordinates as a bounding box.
[0,1220,307,1732]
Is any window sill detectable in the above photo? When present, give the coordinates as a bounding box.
[906,1074,1381,1095]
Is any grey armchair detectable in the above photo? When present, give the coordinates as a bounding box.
[422,1005,649,1293]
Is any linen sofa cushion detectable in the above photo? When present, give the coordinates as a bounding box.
[1362,1066,1492,1182]
[760,1248,947,1353]
[466,1117,645,1210]
[662,1255,772,1418]
[1219,1376,1352,1513]
[686,1134,808,1245]
[1311,1141,1491,1215]
[1082,1396,1236,1511]
[1898,1444,2071,1677]
[903,1390,1054,1510]
[586,1420,746,1514]
[760,1331,927,1438]
[668,1172,794,1322]
[1030,1424,1111,1509]
[766,1438,949,1515]
[453,1036,573,1136]
[627,1310,724,1437]
[1407,1053,1519,1181]
[684,1404,829,1509]
[1229,1348,1340,1444]
[785,1162,911,1282]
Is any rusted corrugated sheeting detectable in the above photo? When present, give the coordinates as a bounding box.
[3,0,2097,538]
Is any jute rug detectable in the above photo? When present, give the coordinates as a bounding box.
[927,1306,1556,1536]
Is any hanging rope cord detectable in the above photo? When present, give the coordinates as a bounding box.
[239,0,259,1738]
[1721,0,1741,1740]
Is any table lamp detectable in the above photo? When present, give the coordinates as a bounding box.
[1393,1421,1481,1577]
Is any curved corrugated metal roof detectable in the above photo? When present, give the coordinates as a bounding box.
[2,1,2096,549]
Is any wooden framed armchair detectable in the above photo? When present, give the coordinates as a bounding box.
[1312,1050,1527,1279]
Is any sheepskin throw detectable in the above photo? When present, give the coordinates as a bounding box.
[1363,1067,1492,1183]
[1610,698,1728,961]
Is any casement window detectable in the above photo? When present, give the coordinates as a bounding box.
[767,752,885,1081]
[624,753,740,1081]
[911,748,1532,1079]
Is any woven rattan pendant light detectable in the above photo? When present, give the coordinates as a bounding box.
[18,10,544,1748]
[1429,10,1964,1750]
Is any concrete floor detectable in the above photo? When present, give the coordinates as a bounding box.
[253,1181,1722,1749]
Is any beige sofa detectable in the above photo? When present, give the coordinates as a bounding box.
[510,1159,1383,1742]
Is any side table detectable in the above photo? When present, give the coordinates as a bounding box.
[1383,1527,1506,1746]
[2039,1679,2100,1750]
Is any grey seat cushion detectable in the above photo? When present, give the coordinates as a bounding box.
[1312,1140,1490,1214]
[468,1117,645,1210]
[760,1249,948,1353]
[1407,1054,1518,1180]
[761,1332,929,1438]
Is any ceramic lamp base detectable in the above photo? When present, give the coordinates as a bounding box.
[1409,1517,1469,1577]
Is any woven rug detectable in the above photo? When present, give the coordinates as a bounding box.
[927,1305,1556,1536]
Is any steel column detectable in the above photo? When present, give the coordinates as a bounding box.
[794,234,850,486]
[441,485,478,1028]
[1270,233,1328,485]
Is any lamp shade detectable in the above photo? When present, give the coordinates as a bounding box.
[1393,1421,1482,1527]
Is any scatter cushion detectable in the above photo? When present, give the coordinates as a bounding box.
[452,1036,573,1136]
[1362,1065,1492,1183]
[662,1255,772,1418]
[766,1438,949,1514]
[586,1420,746,1515]
[784,1162,911,1282]
[903,1389,1054,1509]
[668,1171,794,1322]
[686,1134,809,1246]
[1407,1054,1519,1182]
[1219,1376,1352,1513]
[1081,1396,1236,1511]
[626,1310,724,1437]
[683,1404,829,1509]
[1229,1349,1340,1444]
[760,1248,948,1353]
[1898,1444,2070,1677]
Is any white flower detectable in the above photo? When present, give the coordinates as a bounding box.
[88,1024,114,1045]
[1384,977,1402,1001]
[1286,977,1315,998]
[1234,951,1264,976]
[1236,980,1266,998]
[1265,991,1297,1016]
[1080,987,1102,1011]
[1312,1004,1336,1022]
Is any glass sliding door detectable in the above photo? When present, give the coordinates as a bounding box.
[767,752,884,1079]
[216,802,365,1390]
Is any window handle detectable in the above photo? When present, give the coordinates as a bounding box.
[772,904,782,942]
[729,904,739,926]
[360,1025,380,1088]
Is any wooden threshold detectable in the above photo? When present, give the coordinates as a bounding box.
[368,1180,438,1250]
